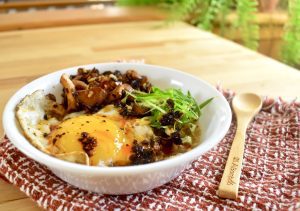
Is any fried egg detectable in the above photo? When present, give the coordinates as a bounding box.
[16,90,58,153]
[16,90,154,166]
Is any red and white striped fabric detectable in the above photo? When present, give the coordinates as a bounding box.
[0,90,299,210]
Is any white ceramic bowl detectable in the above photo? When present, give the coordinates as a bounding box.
[3,63,231,194]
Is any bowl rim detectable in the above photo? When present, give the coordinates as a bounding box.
[3,63,232,175]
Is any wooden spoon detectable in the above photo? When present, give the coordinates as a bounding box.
[217,93,262,199]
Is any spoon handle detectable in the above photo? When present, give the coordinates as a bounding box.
[217,117,249,199]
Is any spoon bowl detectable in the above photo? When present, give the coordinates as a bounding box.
[232,93,262,114]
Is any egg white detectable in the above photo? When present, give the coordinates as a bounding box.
[16,90,58,153]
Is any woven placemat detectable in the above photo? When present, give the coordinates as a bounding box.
[0,90,299,210]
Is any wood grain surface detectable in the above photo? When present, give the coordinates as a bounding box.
[0,20,299,210]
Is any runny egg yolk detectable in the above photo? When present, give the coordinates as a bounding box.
[48,115,132,166]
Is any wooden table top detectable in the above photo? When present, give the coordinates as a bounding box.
[0,20,299,210]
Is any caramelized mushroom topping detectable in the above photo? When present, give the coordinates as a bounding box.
[72,79,88,90]
[60,74,77,112]
[76,87,107,109]
[108,84,133,102]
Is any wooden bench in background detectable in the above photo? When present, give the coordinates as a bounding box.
[0,0,115,11]
[0,7,166,31]
[0,0,167,32]
[213,12,288,61]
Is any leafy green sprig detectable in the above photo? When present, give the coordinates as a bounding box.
[125,87,213,128]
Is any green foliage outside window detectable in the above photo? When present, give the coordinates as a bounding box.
[281,0,300,68]
[117,0,300,68]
